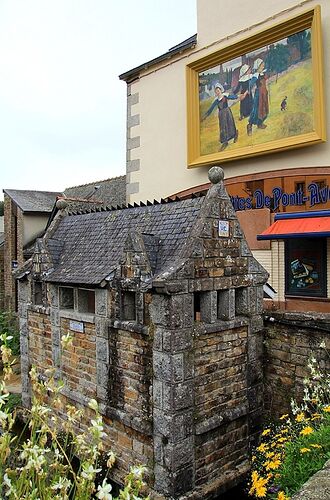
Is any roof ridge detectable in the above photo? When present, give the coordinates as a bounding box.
[66,195,203,217]
[64,175,125,191]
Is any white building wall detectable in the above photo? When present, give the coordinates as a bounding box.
[126,0,329,203]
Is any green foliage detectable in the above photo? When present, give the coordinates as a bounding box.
[0,334,150,500]
[4,393,22,413]
[248,346,330,499]
[0,311,20,356]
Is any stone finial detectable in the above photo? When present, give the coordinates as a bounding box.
[56,198,68,210]
[208,166,224,184]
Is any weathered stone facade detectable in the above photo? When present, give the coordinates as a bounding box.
[17,168,268,498]
[264,311,330,418]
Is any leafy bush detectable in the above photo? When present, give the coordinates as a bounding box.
[248,345,330,499]
[0,311,20,356]
[0,333,149,500]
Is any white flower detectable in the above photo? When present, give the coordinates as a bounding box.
[3,473,16,497]
[107,451,116,468]
[130,465,147,479]
[96,479,113,499]
[320,340,326,349]
[88,398,99,412]
[51,477,71,491]
[81,464,101,480]
[61,332,73,348]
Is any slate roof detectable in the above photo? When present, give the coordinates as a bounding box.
[119,34,197,83]
[3,189,61,213]
[46,197,204,285]
[64,176,126,208]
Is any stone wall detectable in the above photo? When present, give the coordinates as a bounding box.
[0,242,4,310]
[264,311,330,418]
[61,318,97,400]
[194,325,249,490]
[28,311,52,372]
[4,195,24,310]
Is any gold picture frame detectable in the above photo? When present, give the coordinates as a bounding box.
[186,6,325,168]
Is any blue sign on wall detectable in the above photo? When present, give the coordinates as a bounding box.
[230,183,330,211]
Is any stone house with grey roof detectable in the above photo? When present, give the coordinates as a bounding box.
[17,168,268,498]
[2,176,126,311]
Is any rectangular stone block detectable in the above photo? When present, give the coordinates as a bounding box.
[95,289,108,317]
[217,289,235,321]
[200,290,217,323]
[96,337,109,363]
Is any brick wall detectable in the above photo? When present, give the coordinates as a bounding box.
[4,195,24,310]
[264,311,330,418]
[194,326,250,489]
[28,311,52,372]
[108,327,152,430]
[61,318,97,400]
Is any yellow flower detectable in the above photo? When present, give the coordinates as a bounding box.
[261,428,271,436]
[311,444,322,449]
[323,405,330,413]
[265,451,275,459]
[311,413,322,420]
[264,458,281,470]
[295,412,305,422]
[281,428,289,434]
[279,414,289,420]
[277,492,289,500]
[257,443,268,453]
[300,448,311,453]
[277,437,288,443]
[300,426,313,436]
[249,471,268,498]
[252,455,256,462]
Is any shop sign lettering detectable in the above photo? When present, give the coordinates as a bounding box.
[230,183,330,211]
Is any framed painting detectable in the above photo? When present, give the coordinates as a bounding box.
[186,6,325,168]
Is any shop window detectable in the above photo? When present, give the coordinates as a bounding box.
[59,287,74,309]
[285,238,327,297]
[78,289,95,314]
[33,281,43,306]
[121,291,136,321]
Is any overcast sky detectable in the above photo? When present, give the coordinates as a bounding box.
[0,0,196,199]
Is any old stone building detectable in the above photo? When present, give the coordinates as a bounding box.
[17,167,268,498]
[2,176,126,312]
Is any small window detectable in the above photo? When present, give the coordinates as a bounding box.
[194,292,201,321]
[285,238,327,297]
[121,292,136,321]
[34,281,43,306]
[60,287,74,309]
[78,289,95,314]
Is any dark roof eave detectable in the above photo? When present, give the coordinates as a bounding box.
[119,34,197,83]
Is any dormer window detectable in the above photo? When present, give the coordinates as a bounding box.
[33,281,43,306]
[121,291,136,321]
[59,286,95,314]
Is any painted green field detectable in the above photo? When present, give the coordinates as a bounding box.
[199,59,314,155]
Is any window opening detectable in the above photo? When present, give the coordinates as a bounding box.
[121,291,136,321]
[34,281,43,306]
[59,287,74,309]
[194,292,201,321]
[78,289,95,314]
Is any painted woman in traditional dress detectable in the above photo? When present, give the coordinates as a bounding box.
[233,64,253,120]
[247,58,269,136]
[202,83,243,151]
